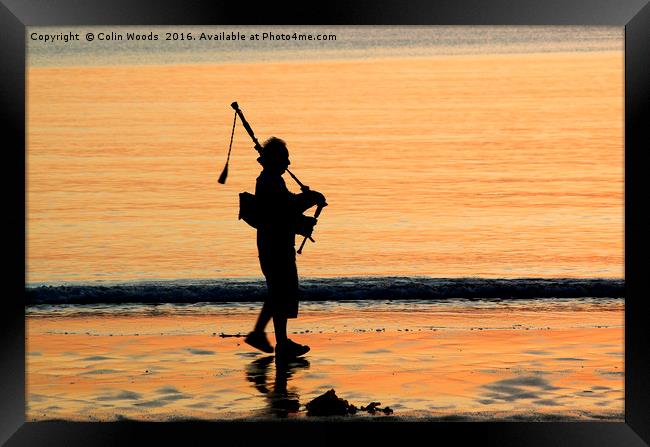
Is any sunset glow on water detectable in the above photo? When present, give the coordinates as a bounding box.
[26,26,624,421]
[26,299,624,421]
[27,40,623,282]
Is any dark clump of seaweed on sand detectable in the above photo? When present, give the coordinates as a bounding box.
[306,389,393,416]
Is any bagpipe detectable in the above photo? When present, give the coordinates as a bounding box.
[218,101,327,254]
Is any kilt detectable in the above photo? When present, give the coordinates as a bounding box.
[258,245,299,319]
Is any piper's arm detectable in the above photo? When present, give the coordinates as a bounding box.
[294,190,326,213]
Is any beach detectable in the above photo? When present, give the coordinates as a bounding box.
[26,27,625,423]
[27,298,624,421]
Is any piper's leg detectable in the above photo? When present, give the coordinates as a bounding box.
[273,315,288,344]
[245,300,275,354]
[253,300,273,333]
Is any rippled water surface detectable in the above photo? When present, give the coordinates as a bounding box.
[27,27,623,282]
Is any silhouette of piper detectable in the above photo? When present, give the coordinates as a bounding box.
[244,137,326,359]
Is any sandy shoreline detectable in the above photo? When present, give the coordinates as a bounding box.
[27,300,623,421]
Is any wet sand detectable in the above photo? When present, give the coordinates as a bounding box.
[26,300,624,421]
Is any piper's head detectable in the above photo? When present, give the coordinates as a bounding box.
[258,137,291,174]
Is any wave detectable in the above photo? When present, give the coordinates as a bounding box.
[25,277,624,305]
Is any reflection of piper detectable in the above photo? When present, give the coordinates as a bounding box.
[218,102,327,359]
[246,355,310,417]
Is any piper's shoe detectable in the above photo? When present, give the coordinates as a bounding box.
[244,331,274,353]
[275,339,310,359]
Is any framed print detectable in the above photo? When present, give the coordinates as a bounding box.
[2,0,649,445]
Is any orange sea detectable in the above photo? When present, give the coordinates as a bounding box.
[27,51,623,282]
[26,27,624,421]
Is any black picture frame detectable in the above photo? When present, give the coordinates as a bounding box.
[3,0,648,445]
